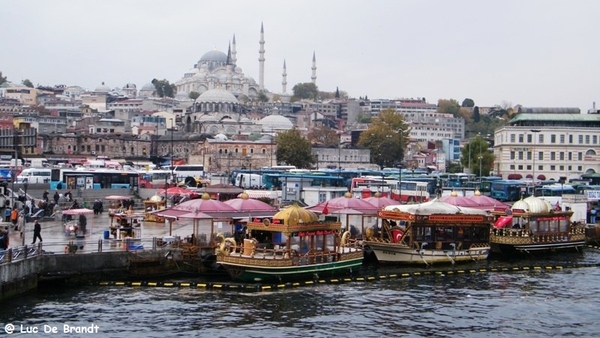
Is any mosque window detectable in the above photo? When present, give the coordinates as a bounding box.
[219,149,223,154]
[250,149,254,154]
[262,149,266,154]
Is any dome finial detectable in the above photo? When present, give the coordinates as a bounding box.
[201,193,211,200]
[474,190,481,196]
[450,190,458,197]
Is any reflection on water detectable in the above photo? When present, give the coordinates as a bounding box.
[1,250,599,337]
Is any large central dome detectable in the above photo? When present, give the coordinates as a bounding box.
[200,50,228,63]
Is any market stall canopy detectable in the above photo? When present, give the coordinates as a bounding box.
[156,186,197,197]
[224,192,277,213]
[383,198,489,216]
[62,208,94,215]
[105,195,132,200]
[170,193,236,213]
[467,191,510,211]
[362,192,398,208]
[308,192,379,215]
[195,184,243,195]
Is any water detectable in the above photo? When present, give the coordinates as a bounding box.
[2,250,600,337]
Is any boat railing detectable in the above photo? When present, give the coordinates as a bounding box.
[492,227,585,242]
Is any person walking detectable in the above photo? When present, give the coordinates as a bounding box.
[31,220,42,244]
[53,191,60,204]
[10,206,19,231]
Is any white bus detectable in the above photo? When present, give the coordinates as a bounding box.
[172,165,205,182]
[17,168,52,184]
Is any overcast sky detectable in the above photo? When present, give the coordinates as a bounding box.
[1,0,599,111]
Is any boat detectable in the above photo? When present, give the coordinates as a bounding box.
[217,204,364,283]
[363,199,493,265]
[490,196,586,254]
[143,195,166,222]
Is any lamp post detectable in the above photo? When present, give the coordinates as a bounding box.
[397,130,403,203]
[169,118,174,185]
[478,155,483,186]
[531,129,541,195]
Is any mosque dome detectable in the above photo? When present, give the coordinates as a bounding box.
[141,82,155,91]
[196,88,239,104]
[123,83,137,89]
[258,112,294,131]
[175,91,190,101]
[200,50,228,63]
[95,82,110,93]
[214,133,228,141]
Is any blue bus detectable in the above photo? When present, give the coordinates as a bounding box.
[50,168,139,190]
[534,184,576,197]
[490,180,527,202]
[315,169,381,188]
[229,168,285,186]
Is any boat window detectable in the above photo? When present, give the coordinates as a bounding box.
[435,227,453,241]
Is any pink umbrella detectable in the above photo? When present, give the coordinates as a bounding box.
[439,194,481,208]
[170,193,236,213]
[362,195,398,208]
[308,192,379,215]
[105,195,131,201]
[468,191,510,211]
[224,192,277,213]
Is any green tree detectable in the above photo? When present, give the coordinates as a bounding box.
[257,91,268,103]
[307,126,339,147]
[276,128,316,168]
[151,78,177,98]
[461,98,475,107]
[460,135,494,176]
[357,108,410,168]
[437,99,461,116]
[22,79,34,88]
[188,91,200,100]
[473,106,480,123]
[0,71,6,86]
[291,82,318,101]
[335,87,340,98]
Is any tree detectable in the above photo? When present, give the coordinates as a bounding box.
[460,135,494,176]
[276,129,316,168]
[335,87,340,98]
[0,71,7,85]
[437,99,461,116]
[357,108,410,169]
[291,82,318,101]
[22,79,34,88]
[188,91,200,100]
[151,78,177,98]
[461,98,475,107]
[307,126,339,147]
[472,106,480,123]
[257,91,268,103]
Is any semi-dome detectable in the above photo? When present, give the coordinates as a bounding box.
[258,114,294,131]
[95,82,110,93]
[200,50,228,63]
[511,196,551,214]
[196,88,238,104]
[214,133,228,141]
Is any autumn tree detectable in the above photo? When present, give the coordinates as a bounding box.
[307,126,339,147]
[437,99,461,116]
[276,128,316,168]
[188,91,200,100]
[357,108,410,169]
[22,79,34,88]
[291,82,319,101]
[460,135,494,176]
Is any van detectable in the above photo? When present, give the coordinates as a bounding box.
[17,168,52,184]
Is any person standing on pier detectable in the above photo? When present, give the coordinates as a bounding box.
[31,220,42,244]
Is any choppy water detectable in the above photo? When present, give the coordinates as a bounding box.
[2,250,600,337]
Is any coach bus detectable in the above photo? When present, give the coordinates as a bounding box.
[50,168,139,190]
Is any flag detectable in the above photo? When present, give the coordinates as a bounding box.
[322,201,329,215]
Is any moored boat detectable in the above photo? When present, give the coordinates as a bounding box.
[364,199,493,266]
[490,196,586,254]
[217,204,363,283]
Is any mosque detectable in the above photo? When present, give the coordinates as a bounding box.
[173,23,317,136]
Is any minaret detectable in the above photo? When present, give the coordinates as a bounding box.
[281,59,287,93]
[258,22,266,91]
[311,51,317,85]
[231,34,237,65]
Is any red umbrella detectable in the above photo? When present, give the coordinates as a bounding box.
[224,192,277,213]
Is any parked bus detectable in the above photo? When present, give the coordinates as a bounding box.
[490,180,527,202]
[172,164,205,182]
[16,168,52,184]
[138,169,171,188]
[391,181,431,203]
[350,177,394,198]
[50,168,139,190]
[534,184,576,197]
[263,173,345,190]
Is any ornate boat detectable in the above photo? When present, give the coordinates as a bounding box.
[217,204,363,283]
[364,199,493,266]
[490,196,586,254]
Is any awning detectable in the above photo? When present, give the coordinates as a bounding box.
[526,174,533,179]
[507,174,522,179]
[537,174,546,180]
[494,215,513,228]
[238,191,279,199]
